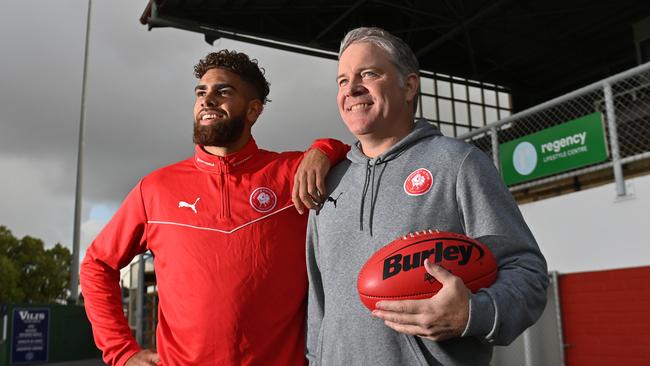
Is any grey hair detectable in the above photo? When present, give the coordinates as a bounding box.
[339,27,420,111]
[339,27,420,82]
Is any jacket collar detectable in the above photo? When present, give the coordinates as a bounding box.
[194,138,259,174]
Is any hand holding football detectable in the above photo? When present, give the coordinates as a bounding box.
[357,230,497,311]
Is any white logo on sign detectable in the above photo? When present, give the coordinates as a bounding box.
[19,311,45,321]
[178,197,200,214]
[513,141,537,176]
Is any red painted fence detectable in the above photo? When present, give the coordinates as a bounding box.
[559,266,650,366]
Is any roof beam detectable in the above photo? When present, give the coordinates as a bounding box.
[373,0,452,21]
[478,3,643,81]
[312,0,368,43]
[234,0,252,8]
[415,0,511,57]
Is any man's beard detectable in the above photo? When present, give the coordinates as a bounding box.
[193,114,245,147]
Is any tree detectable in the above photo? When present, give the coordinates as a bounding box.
[0,226,71,303]
[0,255,23,300]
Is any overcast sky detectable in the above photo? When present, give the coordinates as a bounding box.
[0,0,354,257]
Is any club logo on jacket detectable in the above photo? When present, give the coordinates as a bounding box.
[404,168,433,196]
[250,187,277,213]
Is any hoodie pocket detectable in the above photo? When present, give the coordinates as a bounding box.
[404,334,436,366]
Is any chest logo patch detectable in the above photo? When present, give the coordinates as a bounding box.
[178,197,200,213]
[250,187,277,213]
[404,168,433,196]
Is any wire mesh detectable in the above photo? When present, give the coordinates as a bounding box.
[460,63,650,190]
[609,69,650,159]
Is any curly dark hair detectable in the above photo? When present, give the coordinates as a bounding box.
[194,50,271,104]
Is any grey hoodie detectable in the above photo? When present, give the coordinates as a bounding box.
[306,120,548,366]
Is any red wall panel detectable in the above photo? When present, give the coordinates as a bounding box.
[559,266,650,366]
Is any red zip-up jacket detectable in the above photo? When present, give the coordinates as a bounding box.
[80,138,349,366]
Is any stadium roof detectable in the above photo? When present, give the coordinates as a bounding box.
[140,0,650,110]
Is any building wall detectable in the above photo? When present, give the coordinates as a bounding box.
[491,172,650,365]
[519,173,650,273]
[559,266,650,366]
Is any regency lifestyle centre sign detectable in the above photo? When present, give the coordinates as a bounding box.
[499,112,609,186]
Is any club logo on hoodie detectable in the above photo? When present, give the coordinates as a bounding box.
[404,168,433,196]
[250,187,277,213]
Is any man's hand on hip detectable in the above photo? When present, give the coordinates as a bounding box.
[292,148,330,214]
[125,349,160,366]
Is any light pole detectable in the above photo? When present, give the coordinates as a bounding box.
[70,0,92,303]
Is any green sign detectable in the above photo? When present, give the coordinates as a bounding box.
[499,112,609,186]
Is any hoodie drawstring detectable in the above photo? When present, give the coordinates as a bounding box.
[368,162,388,236]
[359,159,388,236]
[360,161,372,232]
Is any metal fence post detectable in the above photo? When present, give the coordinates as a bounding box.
[551,271,566,366]
[602,82,627,197]
[136,253,145,345]
[490,127,500,170]
[2,313,7,342]
[522,327,534,366]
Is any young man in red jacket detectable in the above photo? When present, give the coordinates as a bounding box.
[80,50,348,366]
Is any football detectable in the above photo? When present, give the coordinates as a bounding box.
[357,230,497,311]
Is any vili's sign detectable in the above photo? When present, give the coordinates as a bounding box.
[11,308,50,364]
[499,112,609,186]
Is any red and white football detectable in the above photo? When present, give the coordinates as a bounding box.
[357,230,497,311]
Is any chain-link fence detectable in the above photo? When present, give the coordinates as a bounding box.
[459,62,650,195]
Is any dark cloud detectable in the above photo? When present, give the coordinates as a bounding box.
[0,0,352,249]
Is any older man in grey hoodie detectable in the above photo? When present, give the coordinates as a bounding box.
[305,27,548,366]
